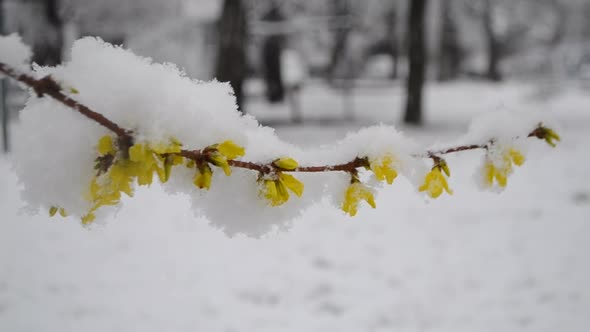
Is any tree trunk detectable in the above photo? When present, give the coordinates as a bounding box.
[328,0,351,81]
[483,0,502,81]
[215,0,248,113]
[403,0,428,125]
[385,5,399,79]
[438,0,462,81]
[261,5,285,103]
[33,0,63,66]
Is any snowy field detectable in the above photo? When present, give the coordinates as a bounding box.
[1,81,589,331]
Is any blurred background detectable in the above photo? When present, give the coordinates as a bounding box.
[1,1,589,331]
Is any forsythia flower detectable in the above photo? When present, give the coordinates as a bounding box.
[82,136,185,225]
[419,162,453,198]
[542,127,561,147]
[483,148,525,188]
[217,140,245,159]
[273,157,299,170]
[49,206,67,217]
[342,182,376,216]
[97,135,115,155]
[206,140,246,176]
[260,173,305,206]
[370,154,398,184]
[193,164,213,190]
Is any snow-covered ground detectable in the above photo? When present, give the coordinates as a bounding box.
[1,81,589,331]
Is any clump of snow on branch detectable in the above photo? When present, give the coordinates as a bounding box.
[1,35,558,237]
[0,34,32,76]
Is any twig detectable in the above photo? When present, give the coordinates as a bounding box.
[0,61,545,175]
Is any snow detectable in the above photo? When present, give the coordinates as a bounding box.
[1,80,589,331]
[9,37,559,237]
[0,34,31,76]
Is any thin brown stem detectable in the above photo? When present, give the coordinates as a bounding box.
[0,61,548,176]
[0,63,131,139]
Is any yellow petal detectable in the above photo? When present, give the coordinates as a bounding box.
[193,165,212,190]
[217,140,245,159]
[441,162,451,177]
[81,212,96,225]
[275,180,290,206]
[509,149,525,166]
[342,185,359,216]
[209,153,231,176]
[129,143,147,162]
[495,170,508,187]
[97,135,115,155]
[59,208,68,217]
[484,163,495,187]
[49,206,58,217]
[274,157,299,170]
[279,173,304,197]
[263,180,279,205]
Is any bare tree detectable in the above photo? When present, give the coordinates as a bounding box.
[385,4,400,79]
[1,0,7,152]
[328,0,351,81]
[403,0,428,125]
[32,0,63,66]
[482,0,502,81]
[438,0,463,81]
[215,0,248,113]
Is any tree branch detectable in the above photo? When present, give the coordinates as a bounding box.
[0,61,547,176]
[0,63,131,139]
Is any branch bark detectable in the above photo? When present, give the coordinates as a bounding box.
[0,61,547,176]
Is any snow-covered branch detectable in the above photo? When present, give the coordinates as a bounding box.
[0,34,560,237]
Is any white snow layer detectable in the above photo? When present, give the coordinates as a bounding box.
[9,37,546,236]
[0,34,32,76]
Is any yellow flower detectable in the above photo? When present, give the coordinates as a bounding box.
[81,212,96,225]
[342,182,376,216]
[370,154,398,184]
[150,138,182,155]
[163,154,184,182]
[193,164,213,190]
[49,206,58,217]
[83,137,186,225]
[50,206,68,217]
[274,157,299,171]
[279,173,304,197]
[217,140,245,159]
[482,148,525,188]
[419,167,453,198]
[262,179,287,206]
[208,152,231,176]
[97,135,115,155]
[260,173,305,206]
[538,126,561,148]
[508,148,525,166]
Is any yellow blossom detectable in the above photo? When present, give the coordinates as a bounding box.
[209,152,232,176]
[81,212,95,225]
[482,148,525,188]
[542,127,561,147]
[274,157,299,171]
[508,148,525,166]
[262,179,286,206]
[260,173,305,206]
[279,173,304,197]
[419,167,453,198]
[370,154,398,184]
[82,137,186,225]
[97,135,115,155]
[49,206,58,217]
[342,182,376,216]
[217,140,245,159]
[193,164,213,190]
